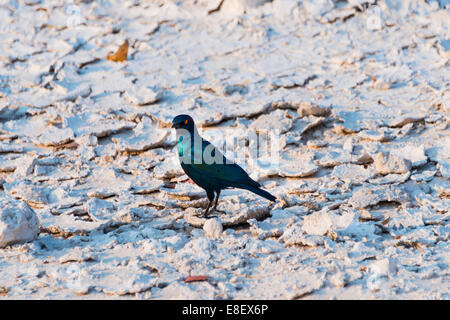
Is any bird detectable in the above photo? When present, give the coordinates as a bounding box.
[171,114,276,217]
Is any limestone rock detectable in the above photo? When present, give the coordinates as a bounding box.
[0,196,40,248]
[203,218,223,238]
[373,152,411,175]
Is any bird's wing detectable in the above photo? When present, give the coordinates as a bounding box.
[184,139,259,187]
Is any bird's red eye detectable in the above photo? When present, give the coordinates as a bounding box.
[184,119,188,125]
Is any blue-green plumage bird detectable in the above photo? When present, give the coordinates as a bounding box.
[171,114,276,216]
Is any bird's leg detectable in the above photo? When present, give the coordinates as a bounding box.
[203,201,212,217]
[204,191,215,217]
[211,190,227,215]
[213,190,221,210]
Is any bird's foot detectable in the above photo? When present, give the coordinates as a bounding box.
[212,208,227,215]
[202,209,225,218]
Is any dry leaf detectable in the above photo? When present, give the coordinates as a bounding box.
[106,40,129,62]
[184,275,210,283]
[0,286,9,296]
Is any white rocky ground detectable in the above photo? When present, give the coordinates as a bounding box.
[0,0,449,299]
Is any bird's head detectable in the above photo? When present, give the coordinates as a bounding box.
[171,114,195,131]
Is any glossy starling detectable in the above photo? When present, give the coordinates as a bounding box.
[171,114,276,216]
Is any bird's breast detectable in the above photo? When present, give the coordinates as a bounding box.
[176,136,184,157]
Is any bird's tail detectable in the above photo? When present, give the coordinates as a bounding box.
[240,185,276,202]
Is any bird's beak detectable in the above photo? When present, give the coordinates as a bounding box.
[171,123,177,128]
